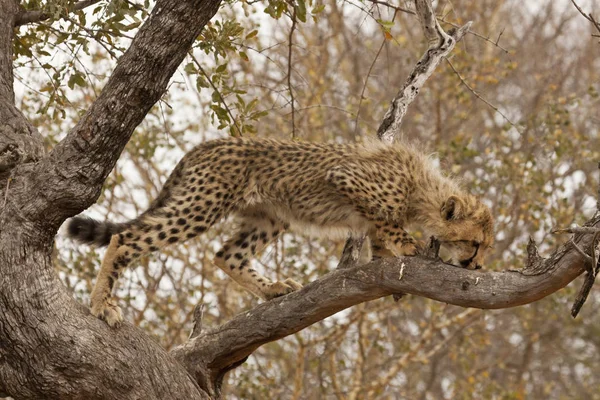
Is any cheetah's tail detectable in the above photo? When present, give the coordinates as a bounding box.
[66,216,129,247]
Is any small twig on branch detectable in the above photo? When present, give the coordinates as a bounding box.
[365,0,510,54]
[570,0,600,39]
[353,30,388,136]
[287,6,297,139]
[445,58,521,133]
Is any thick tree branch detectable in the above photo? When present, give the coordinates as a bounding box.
[14,0,102,26]
[173,215,599,383]
[9,0,222,229]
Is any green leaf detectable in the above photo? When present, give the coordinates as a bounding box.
[183,62,197,74]
[67,72,86,89]
[196,76,210,90]
[296,0,307,23]
[215,63,227,73]
[312,4,326,14]
[245,30,258,39]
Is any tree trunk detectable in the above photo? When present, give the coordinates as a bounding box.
[0,0,221,397]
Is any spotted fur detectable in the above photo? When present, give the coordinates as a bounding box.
[67,137,494,327]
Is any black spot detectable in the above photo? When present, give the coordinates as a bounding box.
[194,226,206,233]
[130,243,143,252]
[234,253,244,260]
[240,260,249,269]
[170,228,180,234]
[168,237,178,243]
[177,218,187,226]
[158,232,167,240]
[145,237,153,244]
[216,250,224,258]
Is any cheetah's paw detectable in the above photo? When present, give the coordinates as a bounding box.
[91,299,123,328]
[263,279,303,300]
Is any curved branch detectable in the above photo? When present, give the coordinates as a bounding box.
[173,215,598,382]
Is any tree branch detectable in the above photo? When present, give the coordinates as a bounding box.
[10,0,223,229]
[14,0,102,26]
[377,0,471,143]
[173,214,599,383]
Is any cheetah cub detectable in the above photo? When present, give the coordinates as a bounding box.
[67,137,494,327]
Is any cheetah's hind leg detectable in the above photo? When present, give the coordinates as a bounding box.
[213,213,303,300]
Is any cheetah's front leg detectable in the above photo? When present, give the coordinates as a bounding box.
[370,224,419,258]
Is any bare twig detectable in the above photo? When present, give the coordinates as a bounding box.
[445,58,521,133]
[441,19,510,54]
[287,6,297,138]
[365,0,510,54]
[552,226,600,235]
[552,223,600,317]
[571,0,600,38]
[354,37,387,136]
[14,0,102,26]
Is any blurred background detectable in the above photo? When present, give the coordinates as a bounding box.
[14,0,600,398]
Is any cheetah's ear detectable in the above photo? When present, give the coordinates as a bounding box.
[441,196,464,221]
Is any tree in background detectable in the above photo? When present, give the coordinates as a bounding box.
[1,0,599,398]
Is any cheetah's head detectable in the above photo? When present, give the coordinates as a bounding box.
[435,195,494,270]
